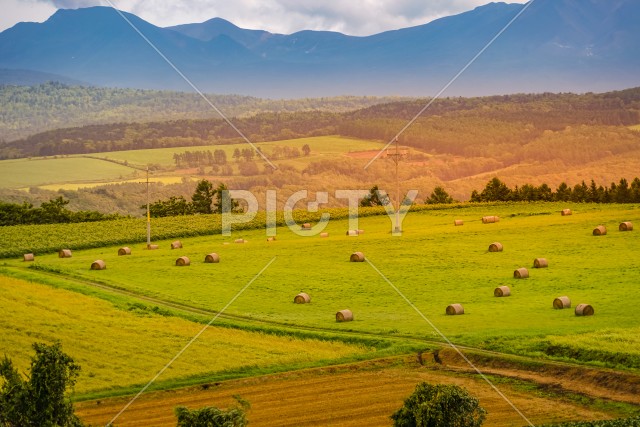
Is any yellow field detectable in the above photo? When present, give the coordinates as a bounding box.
[76,356,618,427]
[0,275,370,393]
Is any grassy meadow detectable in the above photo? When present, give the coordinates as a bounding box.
[0,136,382,190]
[4,202,639,371]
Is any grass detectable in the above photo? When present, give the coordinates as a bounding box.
[0,136,383,190]
[0,274,374,395]
[0,157,136,189]
[5,202,639,369]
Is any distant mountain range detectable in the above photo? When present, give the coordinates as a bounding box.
[1,0,639,97]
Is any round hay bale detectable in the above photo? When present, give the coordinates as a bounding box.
[90,260,106,270]
[58,249,72,258]
[357,229,365,235]
[494,286,511,297]
[266,237,276,242]
[147,244,159,250]
[593,225,607,236]
[294,292,311,304]
[446,304,464,315]
[513,267,529,279]
[23,253,34,262]
[336,309,353,322]
[575,303,594,316]
[175,256,190,266]
[320,232,329,238]
[118,247,131,256]
[488,242,503,252]
[171,240,183,249]
[561,209,572,216]
[533,258,548,268]
[619,221,633,232]
[553,296,571,309]
[234,239,246,244]
[350,252,365,262]
[204,253,220,263]
[301,223,312,230]
[346,230,358,236]
[482,216,500,224]
[454,220,464,226]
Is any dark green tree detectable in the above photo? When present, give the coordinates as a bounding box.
[175,395,249,427]
[213,183,241,214]
[477,177,511,202]
[360,185,390,207]
[147,196,193,218]
[425,186,454,204]
[555,182,572,202]
[391,382,486,427]
[191,179,216,214]
[0,342,83,427]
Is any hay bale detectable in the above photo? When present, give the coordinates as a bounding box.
[234,239,246,244]
[204,253,220,263]
[294,292,311,304]
[488,242,503,252]
[346,230,358,236]
[561,209,572,216]
[301,223,312,230]
[350,252,365,262]
[266,237,276,242]
[118,247,131,256]
[494,286,511,297]
[592,225,607,236]
[575,303,594,316]
[533,258,548,268]
[147,244,159,250]
[446,304,464,315]
[175,256,190,266]
[513,267,529,279]
[357,229,365,235]
[619,221,633,232]
[23,253,34,262]
[320,232,329,238]
[58,249,72,258]
[482,216,500,224]
[90,260,106,270]
[553,296,571,309]
[454,220,464,226]
[336,309,353,322]
[171,240,183,249]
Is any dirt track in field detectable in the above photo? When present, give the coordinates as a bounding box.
[77,354,636,427]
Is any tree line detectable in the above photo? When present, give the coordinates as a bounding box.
[145,179,240,217]
[0,196,121,226]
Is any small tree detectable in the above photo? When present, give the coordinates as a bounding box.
[302,144,311,156]
[175,395,249,427]
[360,185,390,207]
[391,382,486,427]
[0,342,83,427]
[191,179,216,214]
[213,183,241,214]
[425,186,454,204]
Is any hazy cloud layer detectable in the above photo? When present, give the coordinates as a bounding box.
[6,0,527,35]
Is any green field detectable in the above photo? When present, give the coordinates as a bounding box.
[4,202,639,373]
[0,136,383,190]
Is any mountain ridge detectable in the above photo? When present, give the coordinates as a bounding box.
[1,1,638,97]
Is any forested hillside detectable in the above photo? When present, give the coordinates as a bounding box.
[0,82,402,142]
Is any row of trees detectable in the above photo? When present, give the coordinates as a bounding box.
[470,177,640,203]
[0,196,121,226]
[146,179,240,217]
[173,150,227,168]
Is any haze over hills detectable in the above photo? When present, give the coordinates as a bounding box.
[0,0,639,97]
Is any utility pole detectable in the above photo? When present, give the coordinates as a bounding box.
[146,166,151,247]
[388,137,405,233]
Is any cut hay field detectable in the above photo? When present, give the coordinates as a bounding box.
[5,202,640,370]
[0,273,373,395]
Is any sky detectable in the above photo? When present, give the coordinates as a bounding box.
[1,0,528,35]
